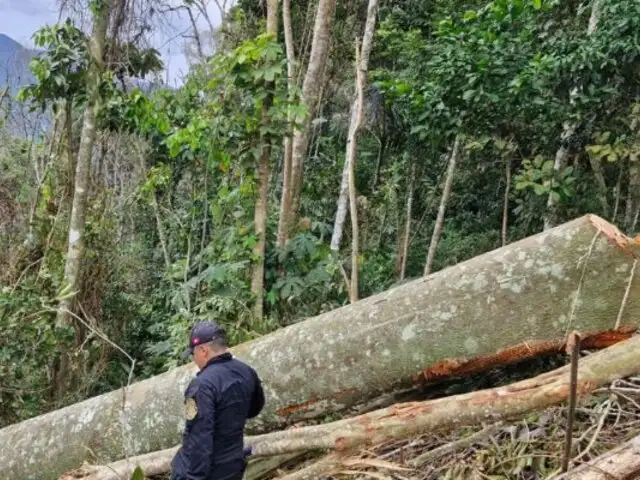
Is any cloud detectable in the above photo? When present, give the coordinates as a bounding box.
[0,0,56,17]
[0,0,58,46]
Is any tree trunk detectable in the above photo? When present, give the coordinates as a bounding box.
[251,0,279,320]
[347,45,361,301]
[544,0,604,230]
[397,159,416,279]
[285,0,337,242]
[625,159,640,233]
[551,433,640,479]
[251,124,271,321]
[60,330,640,480]
[588,154,610,217]
[276,0,296,248]
[502,156,511,246]
[329,108,354,252]
[329,0,379,253]
[424,135,461,276]
[612,161,624,223]
[52,0,113,400]
[5,214,640,480]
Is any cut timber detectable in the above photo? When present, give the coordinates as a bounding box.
[550,432,640,479]
[4,214,640,480]
[60,332,640,480]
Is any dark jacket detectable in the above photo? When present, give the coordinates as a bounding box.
[171,352,265,480]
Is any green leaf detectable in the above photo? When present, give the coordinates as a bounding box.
[130,466,145,480]
[532,0,542,9]
[462,10,478,22]
[533,184,547,195]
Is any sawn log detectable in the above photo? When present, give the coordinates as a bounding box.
[3,214,640,480]
[59,330,640,480]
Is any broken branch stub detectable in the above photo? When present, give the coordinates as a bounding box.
[3,214,640,480]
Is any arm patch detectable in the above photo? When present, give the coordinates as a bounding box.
[185,397,198,420]
[183,380,200,421]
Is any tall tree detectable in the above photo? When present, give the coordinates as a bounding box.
[424,135,461,276]
[53,0,114,399]
[275,0,296,248]
[334,0,380,301]
[251,0,280,320]
[278,0,337,244]
[398,158,416,280]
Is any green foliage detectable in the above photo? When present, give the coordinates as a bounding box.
[2,0,640,429]
[0,282,59,426]
[514,156,576,204]
[18,20,90,111]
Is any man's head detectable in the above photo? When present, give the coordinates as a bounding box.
[181,321,229,369]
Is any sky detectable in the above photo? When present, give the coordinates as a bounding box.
[0,0,225,86]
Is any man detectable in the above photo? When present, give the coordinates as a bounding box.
[171,321,265,480]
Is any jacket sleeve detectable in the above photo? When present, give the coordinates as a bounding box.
[248,370,265,419]
[182,381,216,480]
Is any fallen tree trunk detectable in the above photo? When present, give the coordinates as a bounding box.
[5,214,640,480]
[551,432,640,479]
[61,331,640,480]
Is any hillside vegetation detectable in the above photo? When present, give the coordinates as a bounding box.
[0,0,639,471]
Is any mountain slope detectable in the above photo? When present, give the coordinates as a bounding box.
[0,34,37,94]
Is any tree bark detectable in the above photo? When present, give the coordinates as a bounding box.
[250,330,640,456]
[588,154,610,218]
[397,159,416,279]
[544,0,604,230]
[5,214,640,480]
[330,108,354,252]
[625,159,640,233]
[612,161,623,223]
[285,0,337,242]
[551,433,640,479]
[52,0,113,400]
[424,135,461,276]
[347,43,362,302]
[502,156,511,247]
[251,0,279,320]
[60,331,640,480]
[276,0,296,248]
[329,0,379,253]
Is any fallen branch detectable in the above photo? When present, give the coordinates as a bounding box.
[60,332,640,480]
[550,432,640,479]
[276,454,411,480]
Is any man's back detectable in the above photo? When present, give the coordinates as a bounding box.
[171,352,265,480]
